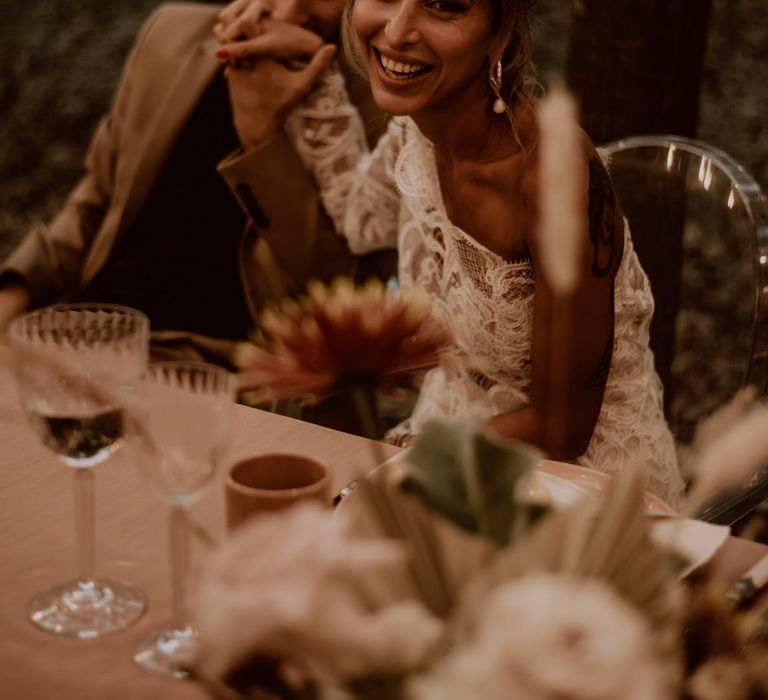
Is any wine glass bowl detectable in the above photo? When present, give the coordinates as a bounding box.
[28,408,123,468]
[8,303,149,638]
[131,361,234,678]
[134,362,233,506]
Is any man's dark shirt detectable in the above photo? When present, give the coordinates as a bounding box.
[77,71,252,340]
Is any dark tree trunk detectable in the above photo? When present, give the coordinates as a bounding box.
[565,0,712,143]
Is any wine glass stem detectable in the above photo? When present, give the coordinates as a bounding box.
[74,468,95,583]
[170,504,190,630]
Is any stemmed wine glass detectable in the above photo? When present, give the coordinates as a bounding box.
[8,303,149,638]
[130,361,234,679]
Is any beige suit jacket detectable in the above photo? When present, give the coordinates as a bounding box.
[1,2,390,363]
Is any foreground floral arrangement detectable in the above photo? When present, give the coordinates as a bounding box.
[191,411,768,700]
[193,279,768,699]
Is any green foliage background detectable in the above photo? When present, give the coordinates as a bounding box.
[0,0,160,257]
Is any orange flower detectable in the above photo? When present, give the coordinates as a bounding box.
[236,278,453,402]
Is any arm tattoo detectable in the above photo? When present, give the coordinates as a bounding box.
[587,158,617,278]
[583,159,619,388]
[585,273,616,390]
[584,325,614,389]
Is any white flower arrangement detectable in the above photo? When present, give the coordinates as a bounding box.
[195,502,443,691]
[191,412,768,700]
[409,575,669,700]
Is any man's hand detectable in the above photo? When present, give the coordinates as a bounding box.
[215,0,324,62]
[214,0,338,148]
[226,44,337,148]
[218,17,326,65]
[218,15,337,148]
[215,0,263,44]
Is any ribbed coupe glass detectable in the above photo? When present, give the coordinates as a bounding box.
[9,303,149,638]
[131,361,234,679]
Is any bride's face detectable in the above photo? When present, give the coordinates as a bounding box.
[351,0,494,118]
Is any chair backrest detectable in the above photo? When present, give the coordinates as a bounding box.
[600,135,768,445]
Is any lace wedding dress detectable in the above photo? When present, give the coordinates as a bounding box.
[286,69,685,507]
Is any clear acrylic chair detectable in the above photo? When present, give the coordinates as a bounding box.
[600,135,768,524]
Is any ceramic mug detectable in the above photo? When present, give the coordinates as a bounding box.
[225,453,331,529]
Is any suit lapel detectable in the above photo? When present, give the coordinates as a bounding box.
[116,35,221,238]
[81,30,223,285]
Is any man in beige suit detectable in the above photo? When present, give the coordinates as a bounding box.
[0,0,389,366]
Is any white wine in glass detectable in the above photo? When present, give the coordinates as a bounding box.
[9,303,149,638]
[131,361,234,679]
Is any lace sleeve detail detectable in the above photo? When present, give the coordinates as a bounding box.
[285,67,401,254]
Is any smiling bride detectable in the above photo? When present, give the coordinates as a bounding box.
[220,0,685,507]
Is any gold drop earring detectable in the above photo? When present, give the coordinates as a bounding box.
[490,59,506,114]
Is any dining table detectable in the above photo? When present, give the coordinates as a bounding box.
[0,344,766,700]
[0,345,400,700]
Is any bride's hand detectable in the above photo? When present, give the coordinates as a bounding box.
[225,37,337,148]
[217,17,327,65]
[214,0,337,148]
[215,0,325,61]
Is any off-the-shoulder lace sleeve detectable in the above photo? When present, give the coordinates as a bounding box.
[285,67,401,254]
